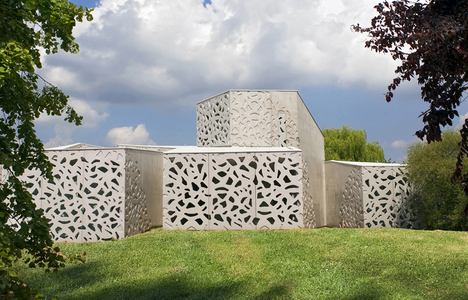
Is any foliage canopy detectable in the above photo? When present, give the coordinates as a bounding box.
[323,125,386,162]
[352,0,468,193]
[406,129,468,230]
[0,0,92,298]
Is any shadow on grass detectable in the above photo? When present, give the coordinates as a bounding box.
[340,288,385,300]
[340,261,468,300]
[27,261,293,300]
[70,276,292,300]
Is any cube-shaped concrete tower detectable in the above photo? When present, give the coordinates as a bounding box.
[19,144,164,242]
[196,90,326,227]
[325,161,416,229]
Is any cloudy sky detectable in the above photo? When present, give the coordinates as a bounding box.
[35,0,468,162]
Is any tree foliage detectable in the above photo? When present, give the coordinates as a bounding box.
[323,125,386,162]
[352,0,468,193]
[0,0,92,298]
[406,130,468,230]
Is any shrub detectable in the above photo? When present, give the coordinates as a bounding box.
[406,129,468,230]
[323,125,385,162]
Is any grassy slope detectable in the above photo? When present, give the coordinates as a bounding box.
[22,228,468,300]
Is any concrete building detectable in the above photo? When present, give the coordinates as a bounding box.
[325,161,415,229]
[18,143,166,242]
[14,90,414,242]
[196,90,325,228]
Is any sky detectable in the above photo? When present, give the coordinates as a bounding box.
[34,0,468,162]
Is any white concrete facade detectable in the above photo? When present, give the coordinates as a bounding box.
[196,90,326,227]
[12,90,417,243]
[325,161,416,229]
[20,144,164,242]
[163,147,303,230]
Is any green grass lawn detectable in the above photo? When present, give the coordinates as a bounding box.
[21,228,468,300]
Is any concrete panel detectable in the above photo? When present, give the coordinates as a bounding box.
[294,92,326,228]
[253,151,303,230]
[81,149,126,242]
[325,161,416,229]
[230,91,277,147]
[19,147,165,243]
[21,148,127,243]
[197,92,231,146]
[270,91,300,148]
[209,152,256,230]
[325,161,362,228]
[362,165,416,228]
[125,149,164,230]
[163,147,303,230]
[163,152,211,230]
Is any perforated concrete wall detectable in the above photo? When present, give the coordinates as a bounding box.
[362,165,415,228]
[20,147,162,242]
[196,92,230,147]
[196,90,325,227]
[163,147,303,230]
[196,90,301,148]
[325,161,416,229]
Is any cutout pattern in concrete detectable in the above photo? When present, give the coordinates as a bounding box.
[163,153,210,230]
[46,150,125,242]
[362,166,416,228]
[340,167,364,228]
[210,153,256,230]
[302,161,316,229]
[163,150,303,230]
[197,93,230,146]
[254,152,303,229]
[20,149,153,242]
[230,91,276,147]
[124,153,151,237]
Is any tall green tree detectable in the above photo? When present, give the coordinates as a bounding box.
[406,129,468,230]
[0,1,92,298]
[323,125,386,162]
[352,0,468,194]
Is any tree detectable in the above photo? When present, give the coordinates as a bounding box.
[0,1,92,298]
[323,125,386,162]
[352,1,468,194]
[406,129,468,230]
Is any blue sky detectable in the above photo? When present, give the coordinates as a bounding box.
[35,0,468,162]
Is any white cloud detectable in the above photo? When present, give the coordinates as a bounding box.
[391,140,408,149]
[37,99,108,127]
[68,99,109,128]
[44,66,79,88]
[104,124,155,146]
[44,124,75,148]
[40,0,396,108]
[39,99,109,147]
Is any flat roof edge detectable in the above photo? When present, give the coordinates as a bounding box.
[325,160,405,167]
[165,146,302,154]
[196,89,299,105]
